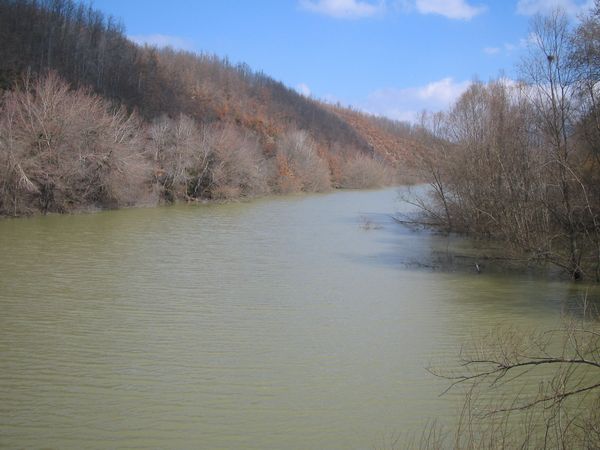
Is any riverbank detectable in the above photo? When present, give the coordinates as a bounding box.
[0,181,410,220]
[0,72,404,218]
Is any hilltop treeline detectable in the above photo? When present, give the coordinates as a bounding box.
[413,5,600,281]
[0,0,409,216]
[0,0,367,149]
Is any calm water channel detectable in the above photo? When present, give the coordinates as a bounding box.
[0,187,594,449]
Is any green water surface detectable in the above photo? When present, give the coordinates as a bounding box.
[0,187,594,449]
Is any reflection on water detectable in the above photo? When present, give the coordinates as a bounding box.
[0,187,597,449]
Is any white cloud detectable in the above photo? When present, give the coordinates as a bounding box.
[299,0,385,18]
[129,34,196,51]
[299,0,488,20]
[521,32,538,46]
[516,0,594,17]
[393,0,414,13]
[296,83,312,96]
[360,77,471,122]
[484,46,501,55]
[483,34,534,57]
[415,0,487,20]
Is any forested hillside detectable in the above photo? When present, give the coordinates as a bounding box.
[329,106,425,168]
[0,0,416,216]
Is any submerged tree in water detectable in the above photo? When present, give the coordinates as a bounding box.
[407,301,600,450]
[412,6,600,281]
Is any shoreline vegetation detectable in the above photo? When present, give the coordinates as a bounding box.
[394,303,600,450]
[394,5,600,445]
[0,72,397,217]
[0,0,416,219]
[3,0,600,283]
[405,5,600,282]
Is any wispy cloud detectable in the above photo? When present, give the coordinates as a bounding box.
[128,34,196,51]
[483,46,501,55]
[482,43,517,56]
[516,0,594,17]
[360,77,471,122]
[414,0,487,20]
[483,33,536,57]
[299,0,385,19]
[299,0,486,20]
[296,83,312,97]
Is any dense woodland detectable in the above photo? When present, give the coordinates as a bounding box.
[0,0,413,217]
[412,4,600,282]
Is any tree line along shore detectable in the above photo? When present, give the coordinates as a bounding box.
[409,5,600,282]
[0,0,416,218]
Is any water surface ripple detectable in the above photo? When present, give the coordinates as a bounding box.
[0,188,590,449]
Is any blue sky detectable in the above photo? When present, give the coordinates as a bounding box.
[92,0,593,122]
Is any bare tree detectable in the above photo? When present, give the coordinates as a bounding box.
[409,9,600,280]
[200,123,269,200]
[274,129,331,193]
[0,73,147,215]
[339,154,392,189]
[520,10,583,278]
[147,114,199,201]
[426,304,600,449]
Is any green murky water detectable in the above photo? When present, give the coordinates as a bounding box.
[0,187,594,449]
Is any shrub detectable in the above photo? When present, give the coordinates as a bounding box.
[274,130,331,193]
[147,114,199,201]
[0,73,147,215]
[197,123,270,200]
[339,154,392,189]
